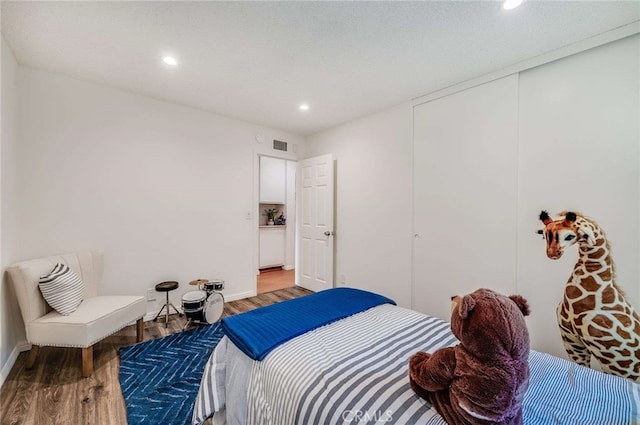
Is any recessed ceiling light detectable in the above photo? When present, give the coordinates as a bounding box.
[503,0,523,10]
[299,104,310,111]
[162,56,178,66]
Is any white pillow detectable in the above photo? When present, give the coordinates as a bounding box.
[39,263,84,315]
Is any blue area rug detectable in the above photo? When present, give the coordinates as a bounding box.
[119,323,224,425]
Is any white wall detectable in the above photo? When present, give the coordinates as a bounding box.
[1,66,304,375]
[1,37,24,384]
[306,102,413,308]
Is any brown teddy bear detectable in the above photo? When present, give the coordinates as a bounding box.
[409,288,531,425]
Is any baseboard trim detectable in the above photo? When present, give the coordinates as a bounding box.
[282,265,294,271]
[143,312,158,322]
[0,340,30,387]
[224,290,256,302]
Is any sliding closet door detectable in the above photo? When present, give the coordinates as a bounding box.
[517,36,640,358]
[412,74,519,321]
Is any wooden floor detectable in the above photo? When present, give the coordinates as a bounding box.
[0,286,312,425]
[257,267,295,294]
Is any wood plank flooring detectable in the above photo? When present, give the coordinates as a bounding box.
[0,286,312,425]
[257,267,295,294]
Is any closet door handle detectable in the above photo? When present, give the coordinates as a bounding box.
[324,231,334,236]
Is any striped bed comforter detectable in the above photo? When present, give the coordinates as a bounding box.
[193,303,640,425]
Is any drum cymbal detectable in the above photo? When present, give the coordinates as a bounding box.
[189,278,208,286]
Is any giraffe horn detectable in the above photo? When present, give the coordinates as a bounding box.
[565,212,577,222]
[539,210,552,225]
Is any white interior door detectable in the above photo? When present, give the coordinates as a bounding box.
[297,154,334,292]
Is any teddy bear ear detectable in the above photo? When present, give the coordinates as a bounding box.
[458,295,476,319]
[509,295,531,317]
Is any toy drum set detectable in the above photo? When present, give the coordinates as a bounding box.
[181,278,225,329]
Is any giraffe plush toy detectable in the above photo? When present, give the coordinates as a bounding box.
[538,210,640,382]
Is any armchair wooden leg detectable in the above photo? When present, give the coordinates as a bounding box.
[26,345,39,369]
[136,318,144,343]
[82,346,93,378]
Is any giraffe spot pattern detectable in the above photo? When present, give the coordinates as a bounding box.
[566,286,582,300]
[618,359,633,368]
[613,313,632,327]
[618,328,631,340]
[592,315,613,328]
[599,338,622,348]
[601,286,615,304]
[581,275,601,291]
[600,351,616,359]
[573,295,596,315]
[609,365,626,374]
[585,262,606,273]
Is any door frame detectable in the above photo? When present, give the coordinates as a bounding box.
[252,151,298,295]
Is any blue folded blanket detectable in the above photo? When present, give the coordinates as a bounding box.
[222,287,396,361]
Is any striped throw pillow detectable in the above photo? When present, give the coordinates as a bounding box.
[38,263,84,315]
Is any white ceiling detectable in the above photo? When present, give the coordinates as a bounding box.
[2,1,639,136]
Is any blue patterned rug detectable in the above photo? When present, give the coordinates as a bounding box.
[119,323,224,425]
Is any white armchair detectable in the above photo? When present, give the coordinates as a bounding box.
[7,251,146,377]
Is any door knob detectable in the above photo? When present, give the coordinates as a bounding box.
[324,231,334,236]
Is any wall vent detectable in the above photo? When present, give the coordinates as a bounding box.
[273,140,288,152]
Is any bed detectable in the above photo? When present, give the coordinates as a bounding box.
[192,288,640,425]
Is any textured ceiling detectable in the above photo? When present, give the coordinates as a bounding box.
[2,1,639,136]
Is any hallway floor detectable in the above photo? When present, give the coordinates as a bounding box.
[258,267,295,294]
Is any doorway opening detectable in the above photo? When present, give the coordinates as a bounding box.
[257,155,297,295]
